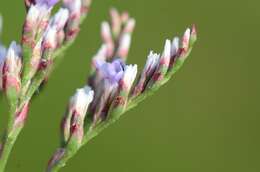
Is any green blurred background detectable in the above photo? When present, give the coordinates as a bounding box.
[0,0,259,171]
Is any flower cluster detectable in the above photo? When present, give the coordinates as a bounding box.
[0,1,93,171]
[48,8,196,171]
[0,1,197,172]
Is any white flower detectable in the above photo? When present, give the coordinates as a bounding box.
[5,41,22,75]
[63,0,81,15]
[182,28,191,51]
[70,86,94,117]
[43,27,57,49]
[122,64,137,91]
[171,37,179,57]
[27,4,50,28]
[50,8,69,31]
[117,33,131,58]
[143,51,160,76]
[159,39,171,67]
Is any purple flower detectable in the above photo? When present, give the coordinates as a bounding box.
[94,59,125,85]
[36,0,59,8]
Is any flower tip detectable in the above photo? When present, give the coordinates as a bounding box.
[163,39,172,59]
[171,37,179,56]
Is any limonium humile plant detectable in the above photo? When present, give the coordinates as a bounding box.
[0,0,197,172]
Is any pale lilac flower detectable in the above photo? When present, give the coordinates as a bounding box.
[94,59,125,85]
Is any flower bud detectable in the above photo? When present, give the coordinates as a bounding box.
[101,21,114,57]
[62,86,94,145]
[116,33,131,59]
[50,8,69,31]
[120,64,137,93]
[133,51,159,95]
[63,0,82,41]
[43,27,58,50]
[3,41,22,100]
[182,28,191,52]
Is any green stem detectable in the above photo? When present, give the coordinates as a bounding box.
[0,106,22,172]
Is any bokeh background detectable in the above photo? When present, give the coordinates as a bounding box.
[0,0,259,172]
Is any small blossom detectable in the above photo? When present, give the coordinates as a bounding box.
[36,0,59,8]
[133,51,159,95]
[101,21,114,57]
[43,27,58,49]
[182,28,191,52]
[116,33,131,59]
[110,8,122,36]
[63,0,81,16]
[69,86,94,117]
[63,86,94,144]
[3,41,22,92]
[171,37,179,57]
[94,59,125,85]
[121,64,137,92]
[50,8,69,31]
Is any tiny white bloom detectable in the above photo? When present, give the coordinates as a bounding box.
[5,41,22,75]
[144,51,160,75]
[171,37,179,57]
[43,27,57,49]
[50,8,69,31]
[63,0,81,14]
[70,86,94,117]
[122,64,137,91]
[117,33,131,58]
[182,28,191,51]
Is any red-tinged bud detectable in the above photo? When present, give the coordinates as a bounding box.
[116,33,131,59]
[120,64,137,93]
[43,27,58,50]
[101,21,114,57]
[182,28,191,52]
[133,51,160,95]
[123,18,136,34]
[81,0,92,14]
[3,42,22,99]
[62,86,94,144]
[190,24,197,46]
[110,8,122,37]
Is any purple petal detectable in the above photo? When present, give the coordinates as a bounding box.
[36,0,59,7]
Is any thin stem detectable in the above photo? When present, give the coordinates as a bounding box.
[0,106,22,172]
